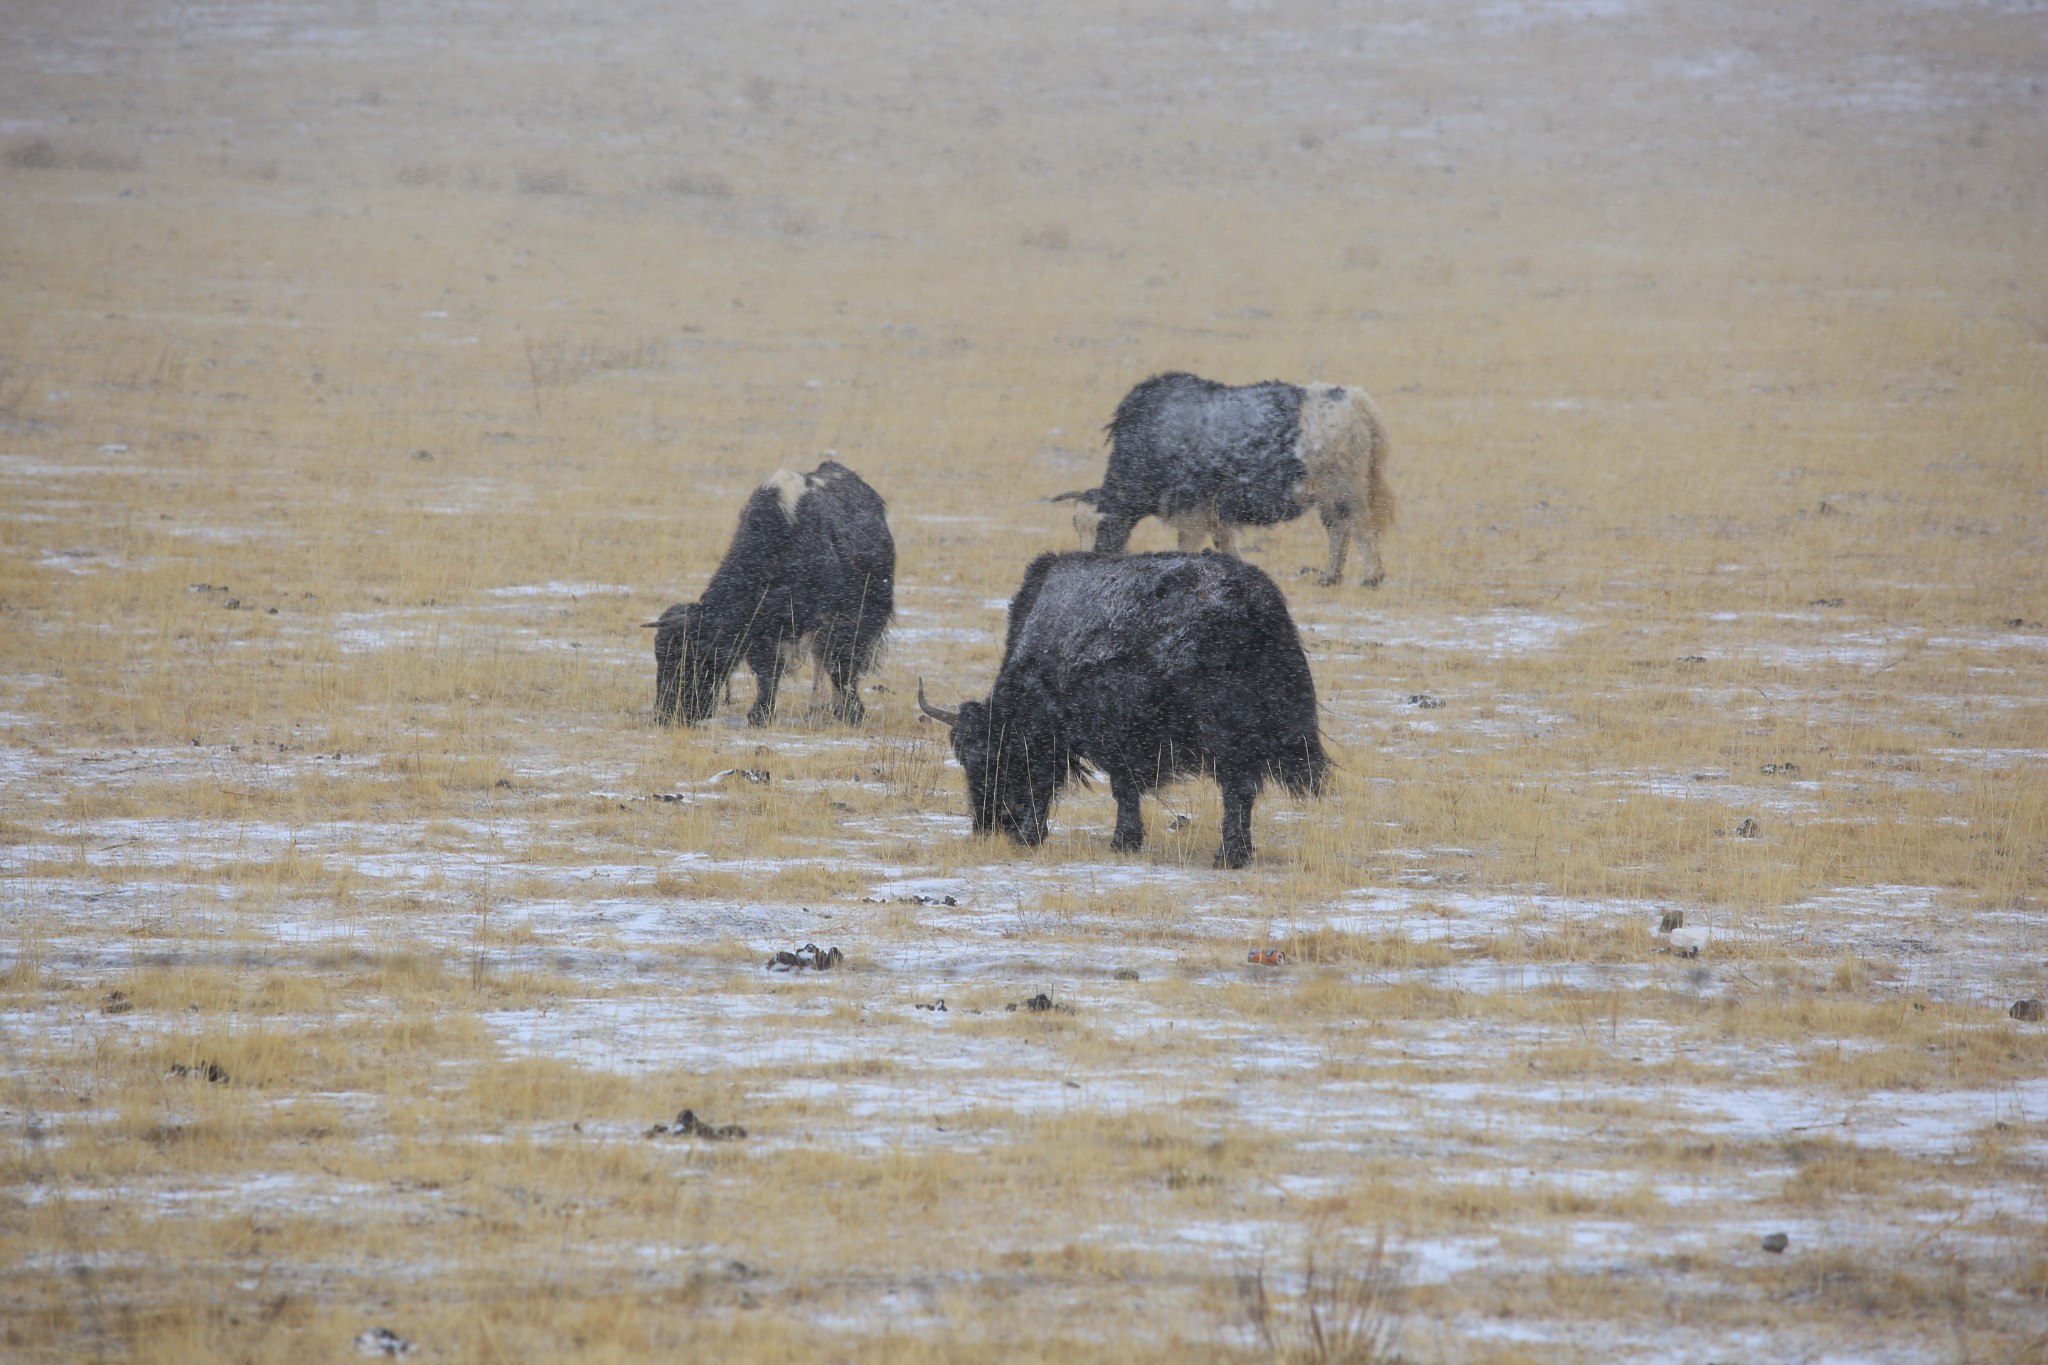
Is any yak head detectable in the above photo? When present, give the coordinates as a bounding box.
[1046,487,1102,551]
[651,603,737,725]
[919,680,1057,846]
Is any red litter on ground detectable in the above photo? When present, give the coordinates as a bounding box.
[1247,948,1289,966]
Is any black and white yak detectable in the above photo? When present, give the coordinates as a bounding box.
[1050,372,1394,586]
[917,550,1328,868]
[649,460,893,726]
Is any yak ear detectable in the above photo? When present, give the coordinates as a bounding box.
[648,602,698,626]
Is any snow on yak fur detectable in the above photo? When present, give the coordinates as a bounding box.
[1052,371,1395,586]
[650,461,894,726]
[919,550,1328,868]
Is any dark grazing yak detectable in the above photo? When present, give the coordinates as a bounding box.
[917,550,1328,868]
[649,460,893,726]
[1051,372,1394,586]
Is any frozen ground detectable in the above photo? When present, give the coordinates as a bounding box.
[6,575,2046,1358]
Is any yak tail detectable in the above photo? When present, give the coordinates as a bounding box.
[1366,432,1395,536]
[1358,391,1395,536]
[1269,731,1331,800]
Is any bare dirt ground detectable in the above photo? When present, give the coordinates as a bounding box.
[3,0,2046,1360]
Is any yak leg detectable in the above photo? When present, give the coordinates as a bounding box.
[829,680,865,724]
[824,650,866,724]
[1317,504,1354,587]
[1109,774,1146,853]
[1353,521,1385,587]
[1215,774,1260,869]
[746,641,785,726]
[810,625,865,724]
[1091,506,1140,555]
[1208,517,1240,558]
[1323,499,1383,587]
[1172,509,1237,555]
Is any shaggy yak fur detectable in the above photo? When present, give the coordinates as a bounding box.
[919,551,1328,868]
[649,460,893,726]
[1051,371,1394,586]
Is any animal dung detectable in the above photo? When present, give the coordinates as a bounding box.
[169,1061,230,1084]
[1112,968,1141,981]
[915,999,947,1012]
[1760,1232,1789,1254]
[102,990,133,1015]
[1247,948,1289,966]
[709,768,772,785]
[1759,762,1801,775]
[354,1326,417,1358]
[767,943,842,972]
[2011,998,2044,1022]
[646,1108,746,1141]
[1008,993,1073,1014]
[1407,693,1444,709]
[1735,817,1761,838]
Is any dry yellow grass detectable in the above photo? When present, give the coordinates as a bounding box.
[4,0,2047,1360]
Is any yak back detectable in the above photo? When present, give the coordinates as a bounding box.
[1102,373,1308,527]
[697,460,894,638]
[993,551,1326,796]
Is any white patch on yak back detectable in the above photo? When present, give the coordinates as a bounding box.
[1295,384,1375,469]
[764,468,808,523]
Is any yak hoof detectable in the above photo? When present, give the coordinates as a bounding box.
[746,709,773,727]
[834,696,866,725]
[1110,831,1143,854]
[1359,572,1385,588]
[1316,572,1341,588]
[1214,843,1253,870]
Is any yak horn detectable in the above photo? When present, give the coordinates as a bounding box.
[916,678,960,727]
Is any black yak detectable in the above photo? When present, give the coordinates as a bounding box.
[918,551,1328,868]
[650,461,893,726]
[1053,372,1394,586]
